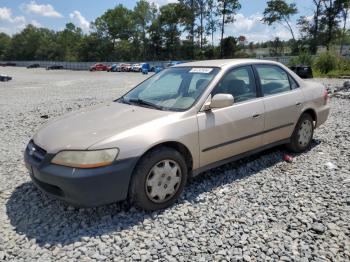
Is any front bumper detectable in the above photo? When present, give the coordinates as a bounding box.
[24,142,138,207]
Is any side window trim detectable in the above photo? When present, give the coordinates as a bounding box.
[252,65,263,97]
[288,74,299,89]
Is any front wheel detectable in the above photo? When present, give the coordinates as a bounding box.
[287,113,314,153]
[129,147,187,211]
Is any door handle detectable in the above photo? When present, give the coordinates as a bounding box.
[295,102,302,107]
[252,114,261,119]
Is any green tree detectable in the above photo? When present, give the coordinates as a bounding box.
[7,25,42,60]
[339,0,350,54]
[133,0,156,59]
[159,3,183,59]
[321,0,342,50]
[196,0,208,50]
[269,37,284,56]
[148,16,164,60]
[263,0,298,53]
[93,5,134,44]
[77,33,113,61]
[0,33,11,60]
[57,23,83,61]
[298,0,323,54]
[35,28,63,60]
[179,0,198,58]
[221,36,239,58]
[206,0,219,47]
[217,0,241,58]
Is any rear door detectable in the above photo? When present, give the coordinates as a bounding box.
[254,64,304,145]
[197,66,265,167]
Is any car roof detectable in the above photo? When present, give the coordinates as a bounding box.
[172,59,281,69]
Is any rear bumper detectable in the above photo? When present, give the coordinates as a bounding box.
[316,105,330,128]
[24,145,138,207]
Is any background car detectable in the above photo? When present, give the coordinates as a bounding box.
[0,74,12,81]
[141,63,150,71]
[116,64,122,72]
[0,62,16,67]
[289,65,313,79]
[27,63,40,69]
[46,65,64,70]
[154,66,164,73]
[166,61,184,67]
[107,64,120,72]
[121,63,132,72]
[131,63,151,72]
[131,64,142,72]
[90,63,109,71]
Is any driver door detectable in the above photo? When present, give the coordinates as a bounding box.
[197,66,265,167]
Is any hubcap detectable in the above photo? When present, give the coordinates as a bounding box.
[298,119,313,147]
[145,160,182,203]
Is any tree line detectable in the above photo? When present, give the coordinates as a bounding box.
[0,0,350,62]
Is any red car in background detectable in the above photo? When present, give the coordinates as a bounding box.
[89,63,108,71]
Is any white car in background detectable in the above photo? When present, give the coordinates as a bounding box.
[131,64,142,72]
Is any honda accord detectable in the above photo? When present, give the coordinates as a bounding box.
[24,59,330,210]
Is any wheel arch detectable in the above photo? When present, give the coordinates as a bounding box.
[144,141,193,172]
[301,108,317,126]
[130,141,194,179]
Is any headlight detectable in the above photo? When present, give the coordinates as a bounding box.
[51,149,119,168]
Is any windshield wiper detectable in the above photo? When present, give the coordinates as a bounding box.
[127,98,164,110]
[117,96,131,104]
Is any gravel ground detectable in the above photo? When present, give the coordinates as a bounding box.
[0,68,349,261]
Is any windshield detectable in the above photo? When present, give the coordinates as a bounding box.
[120,67,219,111]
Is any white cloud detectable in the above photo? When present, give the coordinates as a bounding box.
[0,7,12,21]
[0,7,25,23]
[223,12,298,43]
[304,15,313,22]
[69,11,90,32]
[22,1,63,18]
[150,0,177,5]
[0,7,26,34]
[148,0,177,9]
[232,13,262,32]
[30,19,41,27]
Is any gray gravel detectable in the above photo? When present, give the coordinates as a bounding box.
[0,68,349,261]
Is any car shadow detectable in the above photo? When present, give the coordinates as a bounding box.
[6,140,321,247]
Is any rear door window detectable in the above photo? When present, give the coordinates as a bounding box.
[256,65,292,96]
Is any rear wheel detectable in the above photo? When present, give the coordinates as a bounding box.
[287,113,314,153]
[129,147,187,211]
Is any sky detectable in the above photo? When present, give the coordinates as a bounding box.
[0,0,316,43]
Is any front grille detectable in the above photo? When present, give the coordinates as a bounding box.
[26,141,47,163]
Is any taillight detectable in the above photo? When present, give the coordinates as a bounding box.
[323,89,329,105]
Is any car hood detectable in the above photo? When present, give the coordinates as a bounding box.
[33,102,172,154]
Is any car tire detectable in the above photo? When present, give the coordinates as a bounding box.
[129,146,188,211]
[287,113,314,153]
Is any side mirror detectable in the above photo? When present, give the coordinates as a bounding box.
[209,94,234,109]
